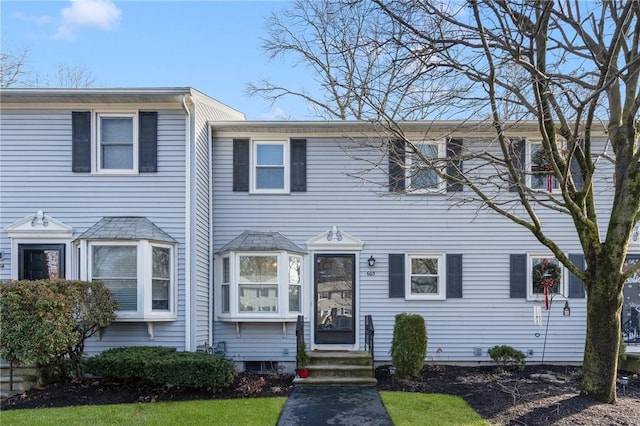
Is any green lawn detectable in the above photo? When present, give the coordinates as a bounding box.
[380,392,490,426]
[0,398,287,426]
[2,392,488,426]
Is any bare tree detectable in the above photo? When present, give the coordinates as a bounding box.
[53,64,95,88]
[247,0,466,120]
[1,48,95,88]
[0,49,31,88]
[252,0,640,403]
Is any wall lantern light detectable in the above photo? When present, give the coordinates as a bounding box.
[563,300,571,317]
[368,255,376,267]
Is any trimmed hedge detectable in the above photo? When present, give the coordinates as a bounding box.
[390,313,427,378]
[84,346,236,390]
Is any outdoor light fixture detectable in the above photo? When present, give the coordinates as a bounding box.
[563,300,571,317]
[368,255,376,267]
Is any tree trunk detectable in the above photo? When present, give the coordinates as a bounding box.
[581,272,623,403]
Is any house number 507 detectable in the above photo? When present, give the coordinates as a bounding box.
[366,271,376,277]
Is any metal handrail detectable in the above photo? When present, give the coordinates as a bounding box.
[364,314,374,377]
[295,315,304,371]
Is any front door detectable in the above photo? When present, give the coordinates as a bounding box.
[314,254,355,344]
[18,244,65,280]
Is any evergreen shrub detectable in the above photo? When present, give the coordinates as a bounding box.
[84,346,236,390]
[390,313,427,378]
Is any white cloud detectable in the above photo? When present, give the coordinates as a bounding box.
[259,106,291,120]
[54,0,122,41]
[13,11,52,26]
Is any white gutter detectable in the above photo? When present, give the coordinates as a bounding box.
[208,122,214,349]
[181,93,192,351]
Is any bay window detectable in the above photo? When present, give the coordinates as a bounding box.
[218,251,304,321]
[84,240,176,320]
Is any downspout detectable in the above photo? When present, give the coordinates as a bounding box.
[181,94,192,351]
[208,123,214,349]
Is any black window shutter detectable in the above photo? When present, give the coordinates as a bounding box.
[568,253,586,298]
[570,138,584,191]
[510,254,527,298]
[446,254,463,298]
[290,139,307,192]
[508,139,526,192]
[389,139,406,192]
[72,111,91,172]
[138,111,158,172]
[233,139,250,192]
[446,138,463,192]
[389,254,405,298]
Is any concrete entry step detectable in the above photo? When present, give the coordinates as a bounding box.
[295,350,377,386]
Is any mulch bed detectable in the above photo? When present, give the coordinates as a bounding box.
[2,364,640,425]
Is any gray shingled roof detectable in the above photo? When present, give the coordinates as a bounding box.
[76,217,176,242]
[217,231,306,254]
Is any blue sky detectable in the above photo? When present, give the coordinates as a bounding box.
[1,0,312,119]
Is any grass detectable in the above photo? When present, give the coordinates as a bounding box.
[380,392,490,426]
[2,392,488,426]
[0,397,287,426]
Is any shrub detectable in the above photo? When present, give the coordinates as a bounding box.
[390,313,427,379]
[488,345,526,371]
[0,280,118,381]
[84,346,236,390]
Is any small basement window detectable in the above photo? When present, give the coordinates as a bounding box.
[244,361,280,374]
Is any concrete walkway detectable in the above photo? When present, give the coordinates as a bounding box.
[276,386,393,426]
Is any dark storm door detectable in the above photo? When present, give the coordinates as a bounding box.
[314,254,355,344]
[18,244,65,280]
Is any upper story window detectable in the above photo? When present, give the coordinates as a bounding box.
[528,141,560,191]
[407,141,445,193]
[528,254,566,301]
[252,141,289,193]
[97,113,138,173]
[72,111,157,175]
[405,253,447,300]
[389,138,462,194]
[232,138,307,193]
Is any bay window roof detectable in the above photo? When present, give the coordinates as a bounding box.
[76,217,176,242]
[217,231,306,254]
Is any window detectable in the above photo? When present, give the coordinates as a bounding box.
[251,141,289,193]
[528,254,565,300]
[221,257,230,313]
[96,113,138,173]
[528,141,559,191]
[72,111,157,174]
[87,241,175,320]
[406,141,446,193]
[217,251,304,321]
[288,256,302,312]
[405,254,446,300]
[232,138,306,193]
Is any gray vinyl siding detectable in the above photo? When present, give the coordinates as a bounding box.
[212,135,613,365]
[0,108,188,354]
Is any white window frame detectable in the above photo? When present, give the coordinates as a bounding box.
[250,140,290,194]
[527,253,567,301]
[83,240,176,321]
[406,140,446,193]
[216,250,304,322]
[527,140,565,192]
[405,253,446,300]
[94,111,139,175]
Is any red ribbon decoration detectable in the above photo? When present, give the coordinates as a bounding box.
[544,164,553,192]
[540,278,555,310]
